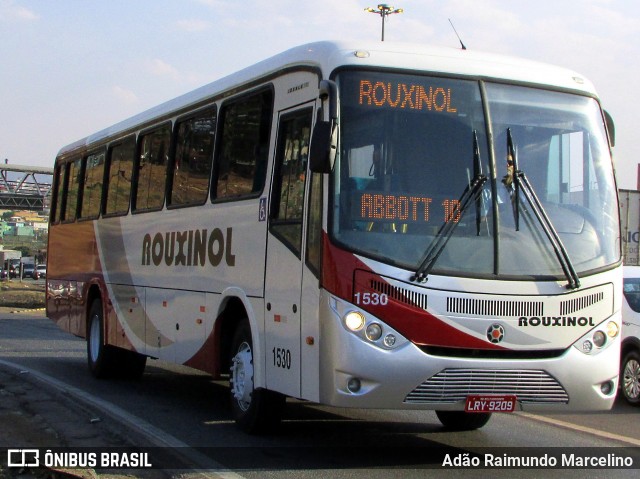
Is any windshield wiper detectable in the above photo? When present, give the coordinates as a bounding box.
[506,128,581,289]
[412,131,487,283]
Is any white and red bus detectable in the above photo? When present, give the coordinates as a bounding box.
[47,41,621,433]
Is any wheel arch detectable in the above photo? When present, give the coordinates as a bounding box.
[84,281,106,339]
[215,287,264,387]
[622,336,640,359]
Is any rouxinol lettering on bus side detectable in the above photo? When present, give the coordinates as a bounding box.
[141,227,236,267]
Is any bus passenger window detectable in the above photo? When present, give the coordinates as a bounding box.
[64,158,81,222]
[134,125,171,211]
[51,164,65,224]
[104,137,135,216]
[81,150,105,219]
[170,108,216,207]
[214,89,273,200]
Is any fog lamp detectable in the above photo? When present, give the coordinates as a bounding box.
[347,377,362,393]
[345,311,365,331]
[582,340,593,353]
[600,381,614,395]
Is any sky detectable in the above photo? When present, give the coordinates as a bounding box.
[1,0,639,188]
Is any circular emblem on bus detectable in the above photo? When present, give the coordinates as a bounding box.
[486,324,505,344]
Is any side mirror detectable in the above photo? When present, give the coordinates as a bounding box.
[604,110,615,148]
[309,80,338,173]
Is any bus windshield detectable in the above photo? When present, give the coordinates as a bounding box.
[331,71,619,279]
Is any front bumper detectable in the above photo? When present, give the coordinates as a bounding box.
[319,294,620,412]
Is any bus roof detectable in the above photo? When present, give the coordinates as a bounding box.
[57,40,597,158]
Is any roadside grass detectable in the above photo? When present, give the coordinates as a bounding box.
[0,279,45,309]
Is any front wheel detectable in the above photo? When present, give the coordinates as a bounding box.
[229,320,285,434]
[621,350,640,406]
[436,410,492,431]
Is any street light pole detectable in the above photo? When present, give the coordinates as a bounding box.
[365,4,403,41]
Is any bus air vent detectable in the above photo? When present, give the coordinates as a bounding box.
[404,368,569,404]
[369,279,428,310]
[559,291,604,315]
[446,297,544,317]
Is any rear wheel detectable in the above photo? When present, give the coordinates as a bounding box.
[87,298,146,379]
[87,299,116,378]
[436,410,492,431]
[229,319,285,434]
[621,350,640,405]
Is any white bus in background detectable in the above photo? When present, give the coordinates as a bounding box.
[621,266,640,405]
[47,41,621,433]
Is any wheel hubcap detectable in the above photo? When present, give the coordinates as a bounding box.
[230,341,254,411]
[623,358,640,400]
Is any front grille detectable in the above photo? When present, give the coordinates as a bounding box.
[369,278,428,310]
[419,345,566,360]
[446,297,544,316]
[560,291,604,315]
[404,369,569,404]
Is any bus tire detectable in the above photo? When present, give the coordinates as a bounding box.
[229,319,285,434]
[116,349,147,380]
[621,349,640,405]
[87,298,116,379]
[436,410,492,431]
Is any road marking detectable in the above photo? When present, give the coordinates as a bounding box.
[517,412,640,447]
[0,358,246,479]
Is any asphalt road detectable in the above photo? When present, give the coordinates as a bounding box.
[1,309,639,478]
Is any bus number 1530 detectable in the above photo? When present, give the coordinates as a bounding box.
[354,292,389,306]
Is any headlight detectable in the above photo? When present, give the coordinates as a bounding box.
[334,298,407,350]
[592,331,606,348]
[365,323,383,341]
[344,311,365,331]
[572,319,620,355]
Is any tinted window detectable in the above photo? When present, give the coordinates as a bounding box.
[135,125,171,211]
[170,108,216,206]
[624,277,640,313]
[81,150,105,219]
[51,164,65,224]
[214,89,272,199]
[64,158,82,222]
[104,137,135,216]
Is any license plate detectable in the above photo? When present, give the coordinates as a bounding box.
[464,395,517,413]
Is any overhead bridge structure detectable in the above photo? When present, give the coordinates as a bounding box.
[0,164,53,212]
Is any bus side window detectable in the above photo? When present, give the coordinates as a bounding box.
[306,172,323,277]
[104,137,135,216]
[134,124,171,212]
[51,164,65,224]
[80,150,105,219]
[64,158,82,222]
[213,89,273,200]
[169,107,216,207]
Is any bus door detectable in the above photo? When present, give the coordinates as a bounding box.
[264,104,315,398]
